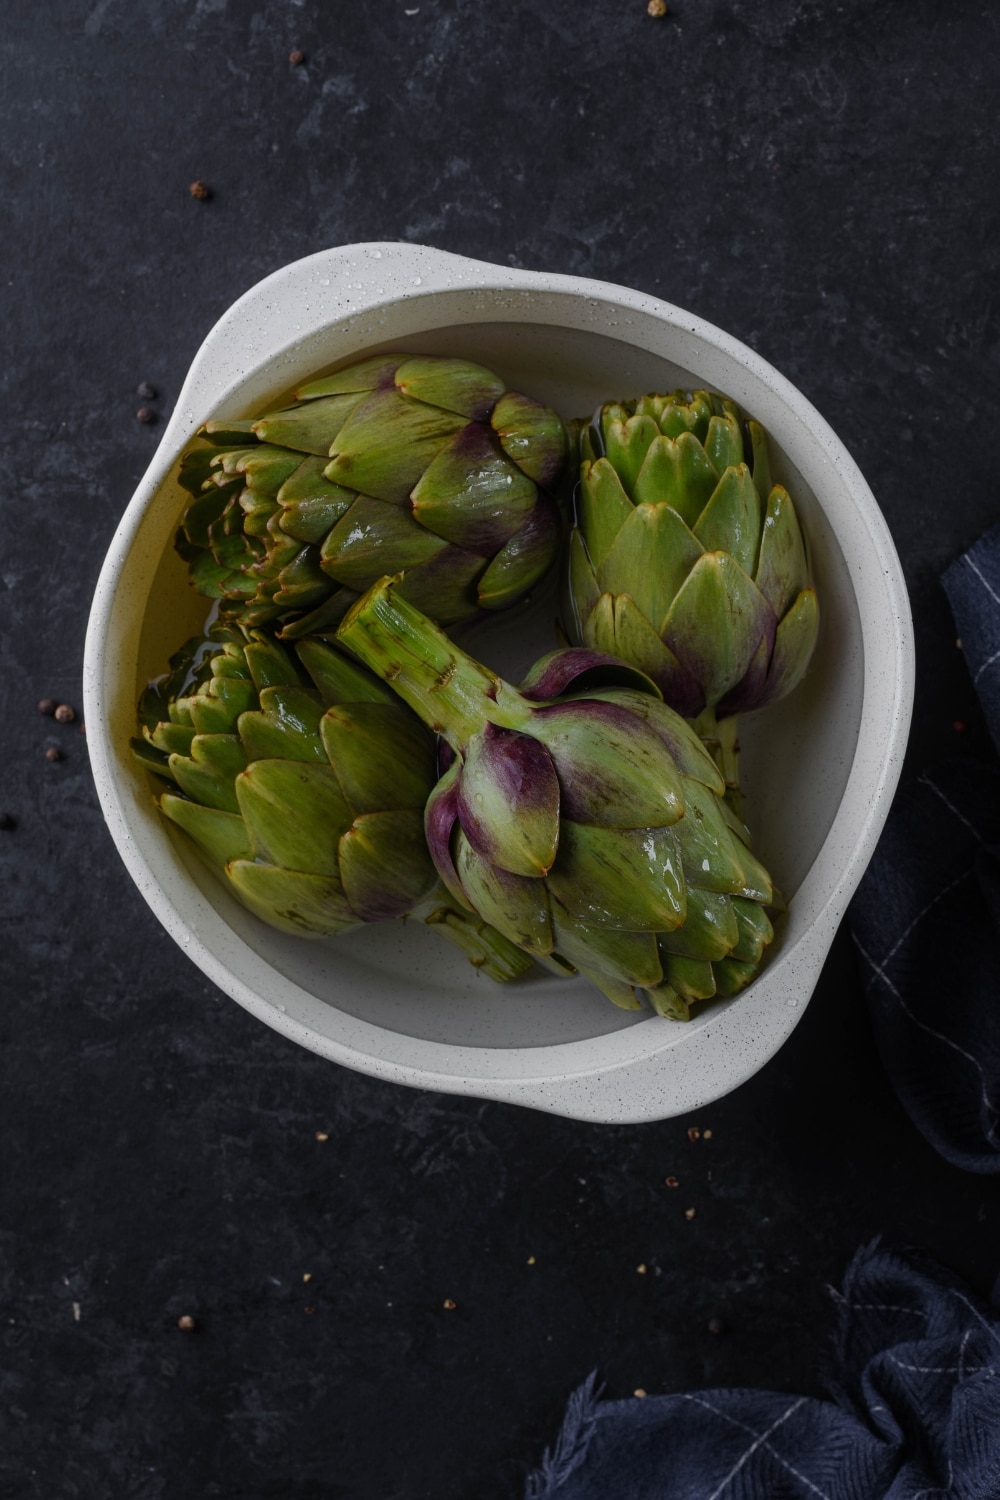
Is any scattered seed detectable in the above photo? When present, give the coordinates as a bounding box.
[189,180,211,201]
[136,406,156,424]
[305,1306,316,1315]
[442,1298,456,1310]
[703,1129,712,1140]
[526,1256,536,1265]
[177,1314,196,1331]
[636,1263,647,1275]
[137,381,157,400]
[684,1207,696,1220]
[45,747,62,762]
[0,813,15,831]
[38,698,56,716]
[647,0,667,14]
[707,1316,725,1335]
[289,48,305,64]
[665,1175,679,1188]
[633,1388,648,1398]
[302,1272,312,1282]
[956,638,963,650]
[954,720,967,733]
[687,1127,700,1142]
[54,703,75,724]
[315,1131,329,1142]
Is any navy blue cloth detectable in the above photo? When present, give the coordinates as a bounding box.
[849,523,1000,1173]
[524,1243,1000,1499]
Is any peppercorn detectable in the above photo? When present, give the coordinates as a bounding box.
[177,1314,196,1331]
[289,48,305,64]
[45,747,62,762]
[136,407,156,424]
[189,181,211,201]
[54,704,75,724]
[37,698,56,716]
[137,381,156,400]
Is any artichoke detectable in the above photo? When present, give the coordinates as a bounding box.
[131,620,533,981]
[336,576,780,1018]
[176,353,569,638]
[566,389,819,724]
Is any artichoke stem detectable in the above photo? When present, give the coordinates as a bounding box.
[337,575,531,750]
[423,905,536,983]
[693,706,743,820]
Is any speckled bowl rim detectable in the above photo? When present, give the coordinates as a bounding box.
[84,243,914,1122]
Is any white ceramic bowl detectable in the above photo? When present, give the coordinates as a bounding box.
[84,243,914,1123]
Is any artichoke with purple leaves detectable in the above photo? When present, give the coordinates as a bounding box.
[176,353,569,638]
[131,621,534,981]
[336,576,780,1017]
[566,389,818,791]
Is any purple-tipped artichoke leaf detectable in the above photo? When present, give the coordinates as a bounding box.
[530,700,685,826]
[295,356,400,400]
[457,726,560,877]
[755,486,810,617]
[518,647,661,703]
[320,494,450,588]
[424,760,470,909]
[662,553,774,709]
[756,589,820,709]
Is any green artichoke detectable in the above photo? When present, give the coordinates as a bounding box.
[176,353,569,638]
[566,389,819,723]
[131,620,533,981]
[336,576,780,1018]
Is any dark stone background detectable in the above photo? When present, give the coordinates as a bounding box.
[3,2,1000,1496]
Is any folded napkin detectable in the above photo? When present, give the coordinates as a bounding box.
[849,523,1000,1173]
[524,1242,1000,1499]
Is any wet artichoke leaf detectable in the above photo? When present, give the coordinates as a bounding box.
[236,760,352,875]
[755,485,810,618]
[296,356,401,399]
[730,896,775,964]
[578,458,634,570]
[338,809,438,921]
[547,822,686,931]
[694,464,763,578]
[672,778,749,896]
[476,495,560,611]
[320,493,451,588]
[551,910,663,989]
[411,424,536,553]
[662,953,717,1001]
[703,410,744,476]
[324,388,468,504]
[491,390,569,487]
[657,888,739,961]
[604,412,659,495]
[295,637,399,707]
[238,686,328,763]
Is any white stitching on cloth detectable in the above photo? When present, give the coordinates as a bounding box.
[680,1394,833,1500]
[857,871,969,979]
[917,774,983,840]
[854,938,1000,1148]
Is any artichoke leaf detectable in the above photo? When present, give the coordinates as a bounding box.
[338,810,438,921]
[236,760,352,875]
[226,860,356,937]
[547,822,686,931]
[160,794,252,868]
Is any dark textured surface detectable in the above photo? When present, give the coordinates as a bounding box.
[3,3,1000,1497]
